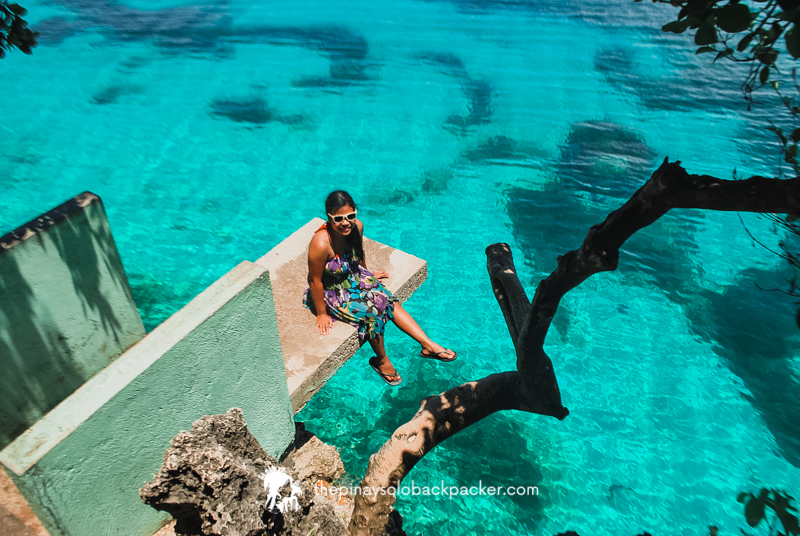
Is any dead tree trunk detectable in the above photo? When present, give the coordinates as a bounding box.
[347,159,800,536]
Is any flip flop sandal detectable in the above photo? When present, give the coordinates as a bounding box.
[369,357,402,386]
[419,349,458,362]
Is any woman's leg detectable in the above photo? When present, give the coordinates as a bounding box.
[367,336,401,382]
[392,303,455,358]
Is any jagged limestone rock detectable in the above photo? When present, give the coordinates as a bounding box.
[141,409,406,536]
[280,422,345,484]
[140,409,339,536]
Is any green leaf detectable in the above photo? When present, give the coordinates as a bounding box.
[756,47,780,64]
[663,19,693,33]
[766,126,787,145]
[714,47,734,61]
[791,128,800,142]
[687,0,711,13]
[717,3,752,33]
[697,45,717,53]
[696,23,719,45]
[760,65,771,84]
[787,26,800,58]
[739,492,751,503]
[771,81,780,89]
[737,32,755,51]
[6,3,27,16]
[746,494,767,527]
[787,144,798,162]
[778,0,800,12]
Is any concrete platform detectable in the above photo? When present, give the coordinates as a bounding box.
[256,217,427,412]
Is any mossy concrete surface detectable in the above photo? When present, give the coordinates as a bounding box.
[0,192,146,450]
[256,217,428,412]
[0,261,294,536]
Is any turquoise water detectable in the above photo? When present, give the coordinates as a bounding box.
[2,0,800,533]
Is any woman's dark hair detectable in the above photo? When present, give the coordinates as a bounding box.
[325,190,365,264]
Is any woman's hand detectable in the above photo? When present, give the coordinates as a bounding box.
[373,270,390,279]
[316,313,333,335]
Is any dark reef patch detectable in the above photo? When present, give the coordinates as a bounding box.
[594,45,748,113]
[414,50,493,134]
[445,78,493,134]
[558,120,655,200]
[419,0,578,17]
[413,51,467,76]
[505,120,703,296]
[461,135,549,169]
[32,16,86,45]
[363,168,454,212]
[90,84,145,105]
[240,25,374,87]
[209,96,306,126]
[35,0,375,87]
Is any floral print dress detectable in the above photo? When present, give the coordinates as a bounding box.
[303,225,398,341]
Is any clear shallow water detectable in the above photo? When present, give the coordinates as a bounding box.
[2,0,799,534]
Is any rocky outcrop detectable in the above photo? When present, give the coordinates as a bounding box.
[140,409,406,536]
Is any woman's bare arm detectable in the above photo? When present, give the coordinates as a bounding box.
[308,233,333,334]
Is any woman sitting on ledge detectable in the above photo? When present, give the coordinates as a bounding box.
[303,190,457,386]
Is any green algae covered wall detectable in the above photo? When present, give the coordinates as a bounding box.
[0,261,295,536]
[0,192,146,450]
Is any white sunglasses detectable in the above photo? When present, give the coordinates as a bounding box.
[327,211,357,223]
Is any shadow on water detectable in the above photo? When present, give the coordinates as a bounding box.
[686,267,800,466]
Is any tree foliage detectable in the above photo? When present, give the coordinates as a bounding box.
[642,1,800,96]
[642,1,800,169]
[641,0,800,318]
[1,0,38,58]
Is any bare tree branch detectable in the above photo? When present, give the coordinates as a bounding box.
[347,158,800,536]
[486,242,530,344]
